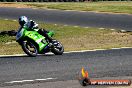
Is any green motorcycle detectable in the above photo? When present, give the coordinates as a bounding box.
[16,27,64,57]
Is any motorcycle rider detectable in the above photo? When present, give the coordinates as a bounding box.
[18,16,53,42]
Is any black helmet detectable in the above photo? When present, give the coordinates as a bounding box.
[19,16,28,26]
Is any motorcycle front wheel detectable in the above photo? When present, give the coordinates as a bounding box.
[21,41,38,57]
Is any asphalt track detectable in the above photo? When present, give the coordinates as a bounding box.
[0,7,132,87]
[0,7,132,31]
[0,48,132,87]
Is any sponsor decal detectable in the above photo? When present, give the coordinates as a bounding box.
[78,67,131,86]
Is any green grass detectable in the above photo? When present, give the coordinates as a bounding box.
[1,2,132,14]
[0,19,18,31]
[24,2,132,14]
[1,19,132,55]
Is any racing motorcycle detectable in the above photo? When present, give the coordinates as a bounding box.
[16,28,64,57]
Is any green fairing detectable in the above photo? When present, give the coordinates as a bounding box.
[47,31,54,37]
[16,26,64,56]
[22,28,48,52]
[17,26,55,53]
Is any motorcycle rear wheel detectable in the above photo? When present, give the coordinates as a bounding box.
[51,40,64,55]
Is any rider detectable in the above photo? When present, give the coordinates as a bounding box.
[18,16,53,42]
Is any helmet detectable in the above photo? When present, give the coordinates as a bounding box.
[19,16,28,26]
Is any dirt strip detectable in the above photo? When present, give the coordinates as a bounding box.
[0,3,32,8]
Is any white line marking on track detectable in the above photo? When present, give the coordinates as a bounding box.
[110,29,115,31]
[35,78,57,81]
[1,47,132,57]
[121,30,127,32]
[74,26,78,28]
[5,78,56,84]
[35,79,48,81]
[65,10,72,11]
[64,25,68,26]
[4,19,8,20]
[12,20,17,21]
[84,27,89,28]
[99,28,105,30]
[5,81,24,83]
[5,80,34,84]
[111,48,122,49]
[0,54,27,57]
[64,50,96,53]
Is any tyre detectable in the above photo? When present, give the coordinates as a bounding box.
[51,40,64,55]
[79,78,90,86]
[21,41,38,57]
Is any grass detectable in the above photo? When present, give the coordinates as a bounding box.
[1,19,132,55]
[1,2,132,14]
[25,2,132,14]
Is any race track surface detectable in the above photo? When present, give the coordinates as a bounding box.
[0,7,132,87]
[0,7,132,31]
[0,49,132,86]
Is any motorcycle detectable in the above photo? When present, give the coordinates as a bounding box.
[16,27,64,57]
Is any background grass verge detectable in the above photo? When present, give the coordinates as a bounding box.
[25,2,132,14]
[1,2,132,14]
[0,19,132,55]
